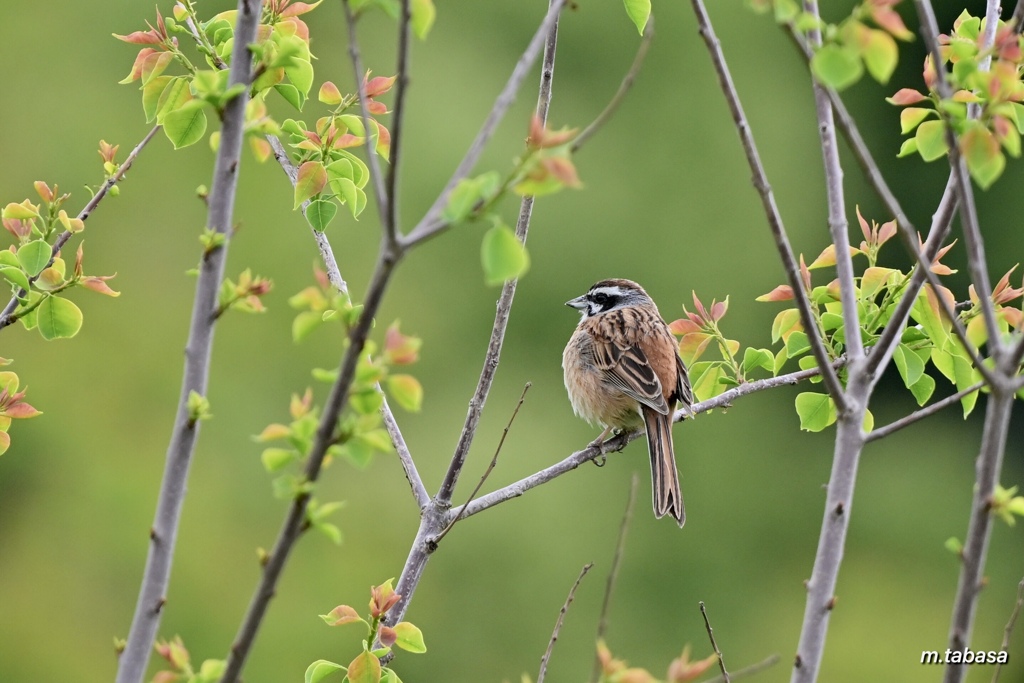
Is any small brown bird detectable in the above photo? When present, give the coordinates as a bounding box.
[562,279,693,526]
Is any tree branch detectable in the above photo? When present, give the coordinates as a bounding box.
[537,563,593,683]
[703,654,780,683]
[0,125,160,331]
[385,0,412,232]
[266,134,348,294]
[340,0,393,245]
[115,4,263,682]
[688,0,847,409]
[570,16,654,154]
[992,576,1024,683]
[380,391,428,510]
[943,387,1015,683]
[700,601,731,683]
[803,0,863,365]
[399,0,566,248]
[914,0,1002,356]
[866,381,985,443]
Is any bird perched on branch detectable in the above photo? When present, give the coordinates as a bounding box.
[562,278,693,526]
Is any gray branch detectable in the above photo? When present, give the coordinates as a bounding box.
[115,3,263,682]
[866,381,985,443]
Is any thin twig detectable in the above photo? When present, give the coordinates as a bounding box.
[803,0,863,365]
[435,382,532,544]
[385,0,412,232]
[116,4,263,683]
[380,391,428,510]
[537,563,593,683]
[590,474,638,683]
[400,0,566,248]
[700,601,730,683]
[866,381,985,443]
[340,0,393,246]
[914,0,1002,355]
[703,654,781,683]
[570,16,654,154]
[688,0,847,409]
[434,3,560,508]
[992,576,1024,683]
[266,134,348,294]
[0,125,160,330]
[457,361,842,520]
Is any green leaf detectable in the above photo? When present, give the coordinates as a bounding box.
[348,649,381,683]
[908,372,936,406]
[387,374,423,412]
[897,137,919,158]
[622,0,650,35]
[915,120,949,162]
[770,308,802,344]
[305,659,346,683]
[16,240,51,278]
[142,75,173,123]
[261,447,298,473]
[795,392,837,432]
[393,621,427,653]
[892,343,925,388]
[305,198,338,231]
[275,83,305,110]
[314,521,342,544]
[294,161,328,209]
[286,59,315,97]
[900,107,934,135]
[163,100,209,149]
[0,266,31,292]
[785,330,811,357]
[481,224,529,285]
[293,310,323,342]
[36,295,83,340]
[410,0,435,39]
[741,347,774,375]
[810,44,863,90]
[952,354,980,417]
[862,28,898,84]
[963,123,1005,189]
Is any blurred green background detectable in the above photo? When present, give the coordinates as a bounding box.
[1,1,1023,681]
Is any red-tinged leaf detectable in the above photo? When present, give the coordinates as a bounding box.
[141,50,174,84]
[378,626,397,648]
[347,650,381,683]
[992,265,1023,304]
[367,99,388,115]
[33,181,54,204]
[81,276,121,297]
[384,322,421,365]
[294,161,328,209]
[249,137,273,163]
[318,80,342,105]
[877,219,896,245]
[668,318,701,335]
[952,89,982,103]
[3,202,40,220]
[290,388,313,419]
[887,88,928,105]
[114,29,162,45]
[333,133,363,149]
[870,5,914,41]
[373,120,391,160]
[923,54,937,90]
[799,254,811,291]
[280,0,322,17]
[710,298,728,321]
[756,285,795,302]
[678,332,713,365]
[0,431,9,455]
[364,75,396,98]
[3,401,41,419]
[541,156,580,187]
[855,205,871,241]
[691,291,710,320]
[999,307,1023,329]
[900,107,934,134]
[320,604,362,626]
[370,579,401,618]
[256,423,291,441]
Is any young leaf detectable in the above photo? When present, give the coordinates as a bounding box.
[393,622,427,653]
[386,374,422,412]
[915,120,949,162]
[481,224,529,285]
[163,100,209,149]
[17,240,52,278]
[622,0,651,35]
[305,198,338,231]
[36,296,83,340]
[410,0,435,40]
[795,392,837,432]
[347,650,381,683]
[304,660,346,683]
[862,28,898,83]
[295,161,328,209]
[811,44,863,90]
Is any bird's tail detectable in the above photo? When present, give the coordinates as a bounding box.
[643,406,685,527]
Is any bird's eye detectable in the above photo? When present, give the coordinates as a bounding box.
[592,292,608,305]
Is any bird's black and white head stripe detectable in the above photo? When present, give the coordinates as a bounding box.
[565,279,652,318]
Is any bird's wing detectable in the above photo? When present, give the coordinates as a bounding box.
[590,325,670,415]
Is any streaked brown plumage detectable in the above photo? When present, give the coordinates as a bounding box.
[562,279,693,526]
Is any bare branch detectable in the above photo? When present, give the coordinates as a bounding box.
[703,654,781,683]
[590,474,638,683]
[434,5,560,507]
[866,381,986,443]
[386,0,412,232]
[0,125,160,330]
[944,387,1016,683]
[688,0,847,409]
[436,382,531,543]
[380,391,428,510]
[571,16,654,154]
[537,563,593,683]
[914,0,1002,355]
[803,0,863,365]
[115,4,263,682]
[992,576,1024,683]
[700,601,731,683]
[266,134,348,294]
[457,362,841,520]
[400,0,566,248]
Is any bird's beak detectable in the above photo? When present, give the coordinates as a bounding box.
[565,295,588,310]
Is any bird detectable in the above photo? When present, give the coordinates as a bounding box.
[562,278,693,526]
